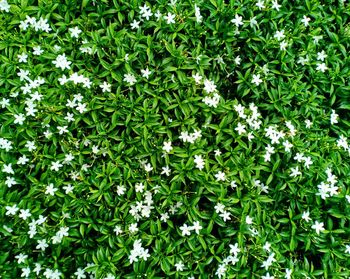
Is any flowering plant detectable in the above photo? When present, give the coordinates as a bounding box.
[1,0,350,278]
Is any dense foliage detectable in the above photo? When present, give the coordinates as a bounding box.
[1,0,350,278]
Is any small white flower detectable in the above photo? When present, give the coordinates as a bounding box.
[18,53,28,63]
[175,261,185,271]
[317,50,327,61]
[301,15,311,26]
[141,68,151,79]
[123,73,137,85]
[14,114,26,125]
[215,171,226,182]
[256,0,265,9]
[246,216,253,224]
[33,46,44,56]
[2,163,14,174]
[274,30,285,41]
[51,161,63,171]
[69,26,82,38]
[311,220,325,235]
[100,81,111,92]
[164,12,176,24]
[252,74,262,86]
[36,239,49,251]
[231,14,243,27]
[316,63,328,72]
[180,223,192,236]
[130,20,140,30]
[45,183,58,196]
[163,141,173,153]
[302,211,311,222]
[271,0,281,11]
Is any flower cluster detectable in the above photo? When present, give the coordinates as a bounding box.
[128,239,150,264]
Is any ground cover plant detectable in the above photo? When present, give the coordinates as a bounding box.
[1,0,350,278]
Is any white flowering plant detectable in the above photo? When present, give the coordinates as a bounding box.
[1,0,350,278]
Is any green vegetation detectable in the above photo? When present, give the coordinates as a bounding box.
[1,0,350,278]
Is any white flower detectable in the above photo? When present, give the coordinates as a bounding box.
[302,211,311,222]
[271,0,281,10]
[203,79,217,93]
[5,204,19,216]
[139,3,152,20]
[25,140,36,151]
[45,183,58,196]
[130,19,140,30]
[194,4,202,23]
[274,30,285,41]
[262,272,274,279]
[330,109,339,124]
[5,176,16,187]
[229,243,240,256]
[123,73,137,85]
[301,15,311,26]
[114,225,122,235]
[180,223,192,236]
[51,161,63,171]
[280,40,288,51]
[311,220,325,235]
[219,210,231,222]
[194,155,205,170]
[164,12,176,24]
[285,268,292,279]
[141,68,151,79]
[192,73,202,84]
[2,163,14,174]
[52,53,71,70]
[256,0,265,9]
[154,10,162,20]
[163,141,173,153]
[282,140,293,152]
[15,253,28,264]
[116,185,126,196]
[0,0,10,12]
[135,182,145,193]
[252,74,262,86]
[214,203,225,214]
[191,221,202,234]
[18,53,28,63]
[58,226,69,237]
[144,163,153,172]
[33,46,44,56]
[263,242,271,252]
[63,184,74,194]
[19,209,31,220]
[100,81,111,92]
[69,26,82,38]
[175,261,185,271]
[235,123,246,135]
[316,63,328,72]
[36,239,49,251]
[231,14,243,27]
[215,171,226,182]
[74,268,86,279]
[345,244,350,254]
[129,223,139,234]
[161,166,171,176]
[14,113,26,125]
[317,50,327,61]
[246,216,253,224]
[290,166,302,178]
